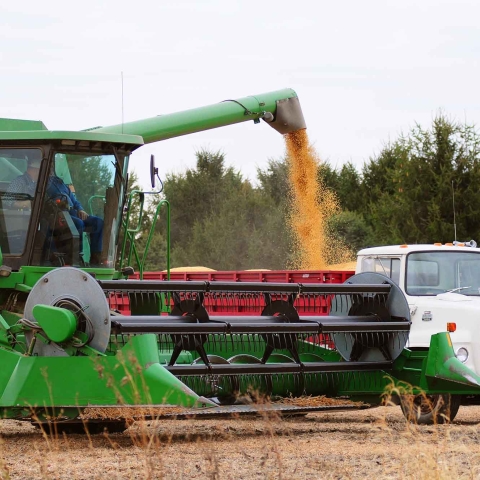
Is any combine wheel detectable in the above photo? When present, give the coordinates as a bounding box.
[399,394,461,424]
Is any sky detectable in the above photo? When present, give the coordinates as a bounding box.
[1,0,479,190]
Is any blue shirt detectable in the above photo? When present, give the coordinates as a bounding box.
[46,176,84,212]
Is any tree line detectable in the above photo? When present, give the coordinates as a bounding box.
[128,114,480,271]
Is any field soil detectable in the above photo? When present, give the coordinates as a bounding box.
[1,405,480,479]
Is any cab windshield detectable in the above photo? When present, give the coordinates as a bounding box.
[406,251,480,296]
[33,151,124,268]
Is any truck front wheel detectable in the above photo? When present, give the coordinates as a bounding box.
[400,394,461,424]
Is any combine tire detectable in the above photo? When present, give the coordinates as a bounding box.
[400,394,461,424]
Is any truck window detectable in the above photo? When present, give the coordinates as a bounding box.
[361,257,400,284]
[406,251,480,296]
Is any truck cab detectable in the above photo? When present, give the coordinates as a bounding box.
[356,243,480,375]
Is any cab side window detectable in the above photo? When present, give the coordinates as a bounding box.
[0,149,42,255]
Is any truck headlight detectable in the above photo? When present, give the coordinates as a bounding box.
[456,347,469,363]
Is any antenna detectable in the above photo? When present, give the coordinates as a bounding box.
[121,71,124,133]
[452,180,457,242]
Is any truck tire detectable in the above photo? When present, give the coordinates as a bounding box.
[400,394,461,424]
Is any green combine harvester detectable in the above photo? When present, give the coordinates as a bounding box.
[0,89,478,433]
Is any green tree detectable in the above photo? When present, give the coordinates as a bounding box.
[156,149,294,270]
[362,115,480,244]
[173,185,292,270]
[335,163,364,212]
[318,162,365,214]
[327,211,374,252]
[163,149,244,248]
[256,158,290,206]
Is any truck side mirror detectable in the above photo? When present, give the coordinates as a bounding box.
[150,154,158,189]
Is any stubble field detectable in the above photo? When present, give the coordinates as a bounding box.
[1,404,480,479]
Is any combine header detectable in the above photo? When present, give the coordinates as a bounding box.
[0,89,479,432]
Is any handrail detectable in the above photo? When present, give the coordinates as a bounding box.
[119,193,170,281]
[119,190,146,270]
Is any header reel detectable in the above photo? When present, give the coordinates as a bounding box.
[100,272,411,400]
[20,270,410,403]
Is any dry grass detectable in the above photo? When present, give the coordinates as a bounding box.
[1,405,480,479]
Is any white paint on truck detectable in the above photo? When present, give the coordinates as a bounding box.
[355,243,480,375]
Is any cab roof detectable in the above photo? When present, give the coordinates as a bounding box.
[0,117,144,147]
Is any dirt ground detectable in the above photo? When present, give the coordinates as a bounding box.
[1,405,480,479]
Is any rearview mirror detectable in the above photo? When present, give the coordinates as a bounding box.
[150,154,158,189]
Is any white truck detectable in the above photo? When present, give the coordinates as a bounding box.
[356,240,480,422]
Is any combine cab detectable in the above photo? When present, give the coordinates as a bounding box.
[0,90,479,432]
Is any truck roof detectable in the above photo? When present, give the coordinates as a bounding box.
[357,244,480,255]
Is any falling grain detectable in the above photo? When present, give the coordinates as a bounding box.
[285,129,352,269]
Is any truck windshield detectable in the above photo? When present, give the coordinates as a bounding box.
[406,251,480,296]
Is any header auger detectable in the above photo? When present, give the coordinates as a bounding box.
[0,89,479,432]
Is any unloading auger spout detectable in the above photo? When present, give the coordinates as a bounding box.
[93,88,307,142]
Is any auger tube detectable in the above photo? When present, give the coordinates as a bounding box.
[93,88,306,143]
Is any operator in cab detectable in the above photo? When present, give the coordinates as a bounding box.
[5,153,41,209]
[46,163,104,266]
